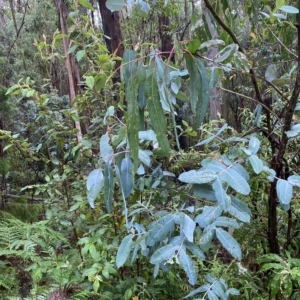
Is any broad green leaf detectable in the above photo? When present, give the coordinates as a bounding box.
[78,0,94,10]
[280,5,299,13]
[249,154,264,174]
[120,157,133,198]
[150,243,180,264]
[116,234,134,268]
[276,0,284,9]
[148,214,176,246]
[180,213,196,242]
[76,50,85,61]
[123,50,138,77]
[178,170,217,184]
[256,253,284,263]
[144,75,170,157]
[138,82,147,109]
[184,241,206,260]
[214,44,238,63]
[193,183,217,201]
[87,169,104,208]
[106,0,125,11]
[276,179,293,205]
[282,276,293,297]
[123,50,140,170]
[85,76,94,89]
[5,84,19,95]
[249,136,260,154]
[100,133,114,163]
[216,228,241,260]
[185,54,200,113]
[227,195,251,223]
[259,263,284,272]
[178,247,197,285]
[212,216,240,229]
[104,163,114,213]
[194,58,210,128]
[187,39,201,54]
[195,205,222,228]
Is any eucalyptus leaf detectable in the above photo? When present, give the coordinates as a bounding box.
[249,154,264,174]
[120,157,133,198]
[179,170,217,184]
[116,234,134,268]
[195,205,222,228]
[106,0,125,11]
[276,179,293,205]
[100,133,114,163]
[216,228,242,260]
[178,247,197,285]
[86,169,104,208]
[104,163,114,213]
[150,243,180,265]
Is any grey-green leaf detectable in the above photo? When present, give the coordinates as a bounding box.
[288,174,300,187]
[104,163,114,213]
[120,157,133,198]
[195,206,222,228]
[249,136,260,154]
[86,169,104,208]
[106,0,125,12]
[220,167,250,195]
[100,133,114,163]
[276,179,293,205]
[116,234,134,268]
[193,183,217,201]
[249,154,264,174]
[227,195,251,223]
[179,170,217,184]
[148,214,176,246]
[180,213,196,242]
[178,247,197,285]
[214,44,239,63]
[212,216,240,229]
[216,227,241,260]
[150,243,180,265]
[184,241,206,260]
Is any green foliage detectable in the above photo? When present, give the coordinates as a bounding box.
[4,0,300,298]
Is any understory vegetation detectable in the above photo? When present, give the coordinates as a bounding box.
[2,0,300,299]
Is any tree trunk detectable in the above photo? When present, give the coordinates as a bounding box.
[203,6,222,125]
[57,0,82,142]
[158,14,174,62]
[98,0,124,79]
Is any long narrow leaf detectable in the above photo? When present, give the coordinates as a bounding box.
[144,74,170,157]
